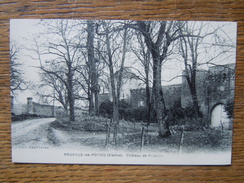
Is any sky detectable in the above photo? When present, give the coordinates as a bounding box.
[10,19,237,105]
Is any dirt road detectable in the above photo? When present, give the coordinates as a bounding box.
[11,118,106,150]
[11,118,56,148]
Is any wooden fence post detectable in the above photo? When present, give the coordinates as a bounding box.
[140,127,145,152]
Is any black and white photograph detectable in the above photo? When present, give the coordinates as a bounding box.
[10,19,237,165]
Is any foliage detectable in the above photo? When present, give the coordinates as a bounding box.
[182,129,232,153]
[12,114,39,121]
[183,105,203,119]
[99,100,113,118]
[224,100,234,118]
[99,99,149,121]
[118,99,131,119]
[126,106,148,122]
[99,99,206,125]
[167,101,185,125]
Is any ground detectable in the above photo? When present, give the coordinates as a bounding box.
[11,116,232,154]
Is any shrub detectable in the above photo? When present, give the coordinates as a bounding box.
[99,99,131,119]
[99,100,113,118]
[224,100,234,118]
[11,114,39,121]
[167,101,185,125]
[183,105,203,118]
[127,106,148,122]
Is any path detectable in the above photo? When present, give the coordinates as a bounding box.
[11,118,56,148]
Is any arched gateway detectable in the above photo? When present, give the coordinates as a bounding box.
[211,104,230,129]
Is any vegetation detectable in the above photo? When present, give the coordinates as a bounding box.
[224,100,234,119]
[11,19,236,148]
[49,116,232,153]
[12,113,44,121]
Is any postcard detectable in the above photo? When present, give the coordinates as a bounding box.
[10,19,237,165]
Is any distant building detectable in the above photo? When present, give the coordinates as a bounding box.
[130,84,181,109]
[12,97,65,118]
[130,88,147,108]
[98,93,110,106]
[98,67,144,106]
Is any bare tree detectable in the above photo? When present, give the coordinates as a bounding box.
[129,31,152,122]
[178,22,203,119]
[96,20,130,145]
[31,19,84,122]
[178,21,236,120]
[72,20,108,115]
[87,20,99,115]
[10,42,27,93]
[38,66,69,113]
[135,21,183,137]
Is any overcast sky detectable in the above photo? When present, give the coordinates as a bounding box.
[10,19,237,105]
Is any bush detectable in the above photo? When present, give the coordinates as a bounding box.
[183,105,203,118]
[11,114,38,121]
[84,123,96,131]
[224,100,234,118]
[183,118,206,131]
[126,106,148,122]
[99,99,131,119]
[167,101,185,125]
[99,100,113,118]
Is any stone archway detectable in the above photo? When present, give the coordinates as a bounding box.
[210,104,230,129]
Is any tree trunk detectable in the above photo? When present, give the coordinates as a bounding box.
[67,69,75,121]
[136,21,171,137]
[145,77,151,123]
[87,20,97,116]
[144,49,151,123]
[185,66,201,120]
[104,22,120,145]
[152,57,170,137]
[189,80,200,119]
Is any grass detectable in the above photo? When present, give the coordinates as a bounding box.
[50,116,233,153]
[181,129,232,153]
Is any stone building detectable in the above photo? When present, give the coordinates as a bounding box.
[181,70,209,115]
[130,63,235,128]
[206,63,235,128]
[98,93,110,107]
[130,88,147,108]
[130,84,181,109]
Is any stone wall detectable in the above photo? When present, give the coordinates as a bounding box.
[181,63,235,126]
[207,64,235,110]
[181,70,209,114]
[162,84,181,108]
[12,103,27,115]
[32,102,55,116]
[130,63,235,126]
[130,84,181,109]
[12,97,65,117]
